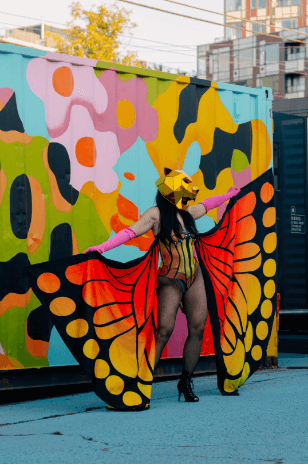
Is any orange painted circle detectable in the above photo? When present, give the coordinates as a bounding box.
[37,273,61,293]
[76,137,97,167]
[124,172,135,181]
[50,297,76,316]
[260,182,274,203]
[52,66,74,97]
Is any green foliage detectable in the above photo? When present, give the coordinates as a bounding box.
[56,1,145,67]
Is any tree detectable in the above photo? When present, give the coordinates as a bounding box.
[56,1,144,67]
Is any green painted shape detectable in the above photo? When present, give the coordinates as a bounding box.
[231,149,249,173]
[0,135,109,368]
[0,296,49,368]
[94,61,177,106]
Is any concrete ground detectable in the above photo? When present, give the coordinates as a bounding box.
[1,356,308,464]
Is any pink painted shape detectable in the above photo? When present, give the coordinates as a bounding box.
[46,51,98,68]
[26,58,108,138]
[97,69,158,153]
[52,105,120,193]
[217,203,227,223]
[230,165,251,189]
[0,342,5,355]
[166,309,188,358]
[0,88,14,107]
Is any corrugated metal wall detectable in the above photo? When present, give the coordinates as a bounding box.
[274,112,308,313]
[0,44,273,371]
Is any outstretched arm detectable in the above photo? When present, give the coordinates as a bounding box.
[83,207,159,254]
[188,187,240,220]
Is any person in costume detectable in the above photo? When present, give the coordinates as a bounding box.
[83,168,240,403]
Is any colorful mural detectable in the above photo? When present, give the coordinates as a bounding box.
[0,44,273,371]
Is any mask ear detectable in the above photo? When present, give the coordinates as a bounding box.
[164,167,172,176]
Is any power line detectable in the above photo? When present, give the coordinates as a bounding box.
[118,0,308,45]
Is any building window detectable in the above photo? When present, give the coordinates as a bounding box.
[266,43,280,63]
[252,20,266,34]
[227,23,242,40]
[285,74,305,93]
[277,0,300,5]
[251,0,266,7]
[198,57,206,77]
[285,45,305,61]
[226,0,242,11]
[260,46,266,65]
[277,18,298,29]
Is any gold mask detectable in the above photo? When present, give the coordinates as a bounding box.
[155,168,199,211]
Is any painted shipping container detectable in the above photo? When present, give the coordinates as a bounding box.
[0,43,273,372]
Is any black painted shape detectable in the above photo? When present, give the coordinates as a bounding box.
[47,143,79,205]
[199,122,251,190]
[10,174,32,239]
[49,223,73,261]
[0,93,24,133]
[173,80,210,144]
[27,305,54,342]
[0,252,30,301]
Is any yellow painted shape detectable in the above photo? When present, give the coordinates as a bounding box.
[94,359,110,379]
[267,312,278,357]
[50,297,76,316]
[263,232,277,254]
[146,83,238,178]
[256,321,269,341]
[244,321,253,352]
[221,318,237,354]
[105,375,124,395]
[192,168,235,224]
[80,181,119,234]
[224,339,245,376]
[250,119,272,181]
[261,299,273,319]
[109,327,138,378]
[224,361,250,392]
[251,345,262,361]
[66,319,89,338]
[117,100,136,129]
[236,274,261,316]
[83,339,100,359]
[228,281,247,337]
[263,259,276,277]
[137,382,152,399]
[263,207,276,228]
[138,353,153,382]
[264,280,275,299]
[122,391,142,406]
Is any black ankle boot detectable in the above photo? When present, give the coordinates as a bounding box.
[177,370,199,402]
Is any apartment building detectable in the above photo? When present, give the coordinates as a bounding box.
[197,1,308,99]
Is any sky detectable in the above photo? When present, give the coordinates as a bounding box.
[0,0,225,74]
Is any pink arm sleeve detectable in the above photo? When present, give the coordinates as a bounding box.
[200,187,240,213]
[82,228,136,254]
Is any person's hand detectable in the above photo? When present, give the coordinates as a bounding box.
[227,187,241,197]
[82,244,104,254]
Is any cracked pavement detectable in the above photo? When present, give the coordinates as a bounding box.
[1,355,308,464]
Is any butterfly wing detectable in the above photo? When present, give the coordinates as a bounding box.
[196,169,277,394]
[27,244,159,409]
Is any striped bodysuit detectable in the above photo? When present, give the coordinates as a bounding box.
[157,228,198,293]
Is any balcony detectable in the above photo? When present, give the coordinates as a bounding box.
[285,59,305,72]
